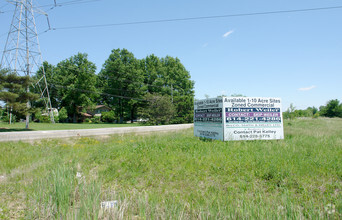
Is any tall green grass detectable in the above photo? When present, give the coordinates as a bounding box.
[28,162,101,219]
[0,117,341,219]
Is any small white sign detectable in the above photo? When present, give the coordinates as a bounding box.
[101,200,118,209]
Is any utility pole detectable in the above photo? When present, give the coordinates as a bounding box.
[1,0,55,127]
[171,83,173,103]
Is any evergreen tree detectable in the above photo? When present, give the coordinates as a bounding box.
[138,94,175,125]
[0,69,39,127]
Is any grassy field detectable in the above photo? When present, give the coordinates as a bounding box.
[0,118,341,219]
[0,122,139,132]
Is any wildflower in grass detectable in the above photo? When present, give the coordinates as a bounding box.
[277,205,285,212]
[324,204,335,214]
[76,172,82,179]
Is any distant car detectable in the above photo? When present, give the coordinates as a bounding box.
[137,118,148,122]
[42,108,59,116]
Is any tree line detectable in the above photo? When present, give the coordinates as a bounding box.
[283,99,342,119]
[0,48,195,125]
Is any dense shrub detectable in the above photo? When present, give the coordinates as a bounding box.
[58,107,68,123]
[91,116,102,124]
[101,111,116,123]
[319,99,342,118]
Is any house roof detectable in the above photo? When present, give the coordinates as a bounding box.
[95,105,110,109]
[81,112,92,117]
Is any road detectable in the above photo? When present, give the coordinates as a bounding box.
[0,124,194,142]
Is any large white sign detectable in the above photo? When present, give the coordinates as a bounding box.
[194,97,224,140]
[223,97,284,141]
[194,97,284,141]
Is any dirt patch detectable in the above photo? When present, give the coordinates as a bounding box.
[0,160,47,184]
[0,175,6,183]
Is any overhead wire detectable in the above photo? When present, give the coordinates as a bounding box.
[100,73,176,89]
[3,4,342,94]
[51,5,342,30]
[4,5,342,37]
[49,83,148,101]
[0,2,8,10]
[47,71,171,97]
[49,77,148,94]
[1,0,102,37]
[38,0,102,9]
[0,2,9,14]
[0,32,7,38]
[0,0,102,14]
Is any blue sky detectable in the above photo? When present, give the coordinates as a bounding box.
[1,0,341,110]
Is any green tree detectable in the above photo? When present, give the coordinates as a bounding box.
[58,107,68,123]
[140,54,164,94]
[141,55,194,123]
[98,51,194,124]
[284,103,296,120]
[54,53,98,122]
[0,69,39,127]
[231,93,246,97]
[0,106,4,120]
[99,49,145,123]
[164,56,194,123]
[320,99,342,118]
[33,61,60,108]
[101,111,116,123]
[138,94,175,125]
[312,106,318,115]
[171,95,194,124]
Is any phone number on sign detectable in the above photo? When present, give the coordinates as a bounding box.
[239,134,271,139]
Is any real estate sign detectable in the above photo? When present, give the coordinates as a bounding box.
[194,97,284,141]
[194,97,224,140]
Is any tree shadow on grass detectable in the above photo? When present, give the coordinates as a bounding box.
[0,128,34,132]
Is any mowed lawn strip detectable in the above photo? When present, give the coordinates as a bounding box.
[0,117,341,219]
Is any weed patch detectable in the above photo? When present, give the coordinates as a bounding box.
[0,118,341,219]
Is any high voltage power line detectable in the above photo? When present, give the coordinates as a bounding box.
[1,0,56,126]
[0,0,102,39]
[101,74,172,89]
[2,3,339,105]
[50,83,148,101]
[1,4,342,39]
[0,0,101,14]
[50,5,342,31]
[0,3,8,10]
[48,72,177,102]
[39,0,102,8]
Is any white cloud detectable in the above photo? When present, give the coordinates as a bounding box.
[298,85,316,91]
[223,30,234,38]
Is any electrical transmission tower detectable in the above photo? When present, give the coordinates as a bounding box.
[1,0,55,127]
